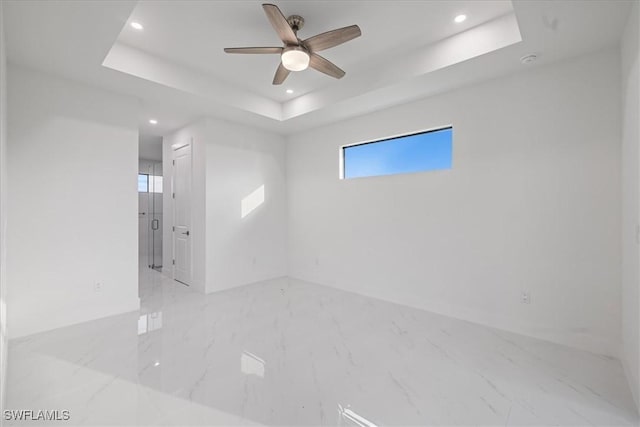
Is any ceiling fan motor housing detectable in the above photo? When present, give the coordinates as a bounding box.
[286,15,305,33]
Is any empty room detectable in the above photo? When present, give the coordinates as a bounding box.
[0,0,639,425]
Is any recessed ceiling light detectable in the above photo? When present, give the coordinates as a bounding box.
[454,14,467,23]
[286,89,294,94]
[149,119,158,125]
[130,22,144,31]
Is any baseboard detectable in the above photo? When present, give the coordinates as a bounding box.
[8,297,140,340]
[206,274,289,294]
[0,328,6,416]
[622,355,640,414]
[288,274,619,358]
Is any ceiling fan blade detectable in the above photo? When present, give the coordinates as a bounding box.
[303,25,361,52]
[262,4,298,45]
[224,47,283,54]
[273,62,290,85]
[309,53,345,79]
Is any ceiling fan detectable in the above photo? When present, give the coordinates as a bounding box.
[224,3,361,85]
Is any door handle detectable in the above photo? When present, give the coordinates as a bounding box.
[182,231,190,236]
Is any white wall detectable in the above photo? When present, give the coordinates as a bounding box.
[204,117,287,292]
[621,1,640,411]
[0,0,8,411]
[163,117,287,293]
[7,65,140,338]
[287,48,622,357]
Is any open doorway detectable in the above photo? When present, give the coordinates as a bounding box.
[138,135,163,272]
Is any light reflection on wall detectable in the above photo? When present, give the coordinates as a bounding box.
[241,185,265,218]
[137,311,163,335]
[240,351,265,377]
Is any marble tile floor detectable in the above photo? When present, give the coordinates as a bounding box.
[5,268,639,426]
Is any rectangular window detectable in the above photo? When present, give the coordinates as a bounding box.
[341,126,452,179]
[138,174,148,192]
[150,175,163,194]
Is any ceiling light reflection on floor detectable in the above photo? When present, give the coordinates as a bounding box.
[138,311,163,335]
[337,404,378,427]
[241,351,265,377]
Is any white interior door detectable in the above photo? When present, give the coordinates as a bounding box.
[173,144,192,285]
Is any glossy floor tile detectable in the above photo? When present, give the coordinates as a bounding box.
[5,269,639,426]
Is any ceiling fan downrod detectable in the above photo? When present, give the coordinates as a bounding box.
[286,15,304,34]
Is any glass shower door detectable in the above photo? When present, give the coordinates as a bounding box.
[148,161,163,271]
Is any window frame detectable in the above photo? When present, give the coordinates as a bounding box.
[339,125,453,180]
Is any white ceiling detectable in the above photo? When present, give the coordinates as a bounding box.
[139,135,163,162]
[3,1,635,136]
[118,1,513,102]
[104,0,522,125]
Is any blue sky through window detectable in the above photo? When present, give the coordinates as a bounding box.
[343,127,452,179]
[138,174,148,192]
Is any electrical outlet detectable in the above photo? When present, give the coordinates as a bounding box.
[315,257,320,267]
[252,257,257,267]
[521,291,531,304]
[94,282,102,292]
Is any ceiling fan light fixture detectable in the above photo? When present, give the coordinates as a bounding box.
[281,46,310,72]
